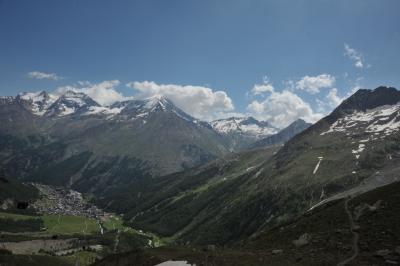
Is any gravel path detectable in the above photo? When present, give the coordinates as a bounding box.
[337,197,359,266]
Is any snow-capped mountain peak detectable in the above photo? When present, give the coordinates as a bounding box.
[5,91,196,125]
[210,116,279,139]
[18,91,58,115]
[44,90,101,117]
[143,95,173,112]
[111,95,196,123]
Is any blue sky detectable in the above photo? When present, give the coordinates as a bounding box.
[1,0,399,126]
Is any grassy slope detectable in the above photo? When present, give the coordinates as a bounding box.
[105,127,388,244]
[42,215,99,235]
[0,212,99,234]
[93,181,400,266]
[0,212,43,233]
[96,147,279,243]
[94,119,400,246]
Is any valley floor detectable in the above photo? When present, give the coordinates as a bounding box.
[0,184,162,266]
[1,181,400,266]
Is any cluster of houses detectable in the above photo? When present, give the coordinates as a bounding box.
[31,183,104,219]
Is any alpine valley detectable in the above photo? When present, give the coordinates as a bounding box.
[1,86,400,266]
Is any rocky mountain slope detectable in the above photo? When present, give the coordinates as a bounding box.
[210,116,279,150]
[248,119,311,149]
[0,90,312,196]
[100,86,400,246]
[0,92,231,194]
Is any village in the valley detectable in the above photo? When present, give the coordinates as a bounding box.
[31,183,109,221]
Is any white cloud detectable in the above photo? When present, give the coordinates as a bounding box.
[127,81,234,121]
[247,85,323,128]
[28,71,62,80]
[55,80,126,106]
[296,74,335,94]
[251,77,275,95]
[251,83,275,95]
[317,88,345,114]
[318,84,364,114]
[344,44,365,69]
[326,88,344,108]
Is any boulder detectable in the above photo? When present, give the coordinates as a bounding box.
[271,249,283,255]
[293,233,311,247]
[375,249,390,257]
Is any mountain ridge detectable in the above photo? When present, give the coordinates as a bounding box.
[210,116,279,150]
[248,119,311,149]
[0,91,232,193]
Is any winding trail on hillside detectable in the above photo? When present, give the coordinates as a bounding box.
[337,197,359,266]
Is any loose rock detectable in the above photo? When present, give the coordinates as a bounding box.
[375,249,390,257]
[271,249,283,255]
[293,233,311,247]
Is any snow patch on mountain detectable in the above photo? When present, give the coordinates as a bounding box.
[211,117,279,138]
[44,91,101,117]
[321,103,400,137]
[0,96,18,104]
[19,91,58,115]
[313,156,323,174]
[5,90,207,126]
[85,106,125,116]
[144,95,168,111]
[352,143,365,154]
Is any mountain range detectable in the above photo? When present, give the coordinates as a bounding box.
[210,116,279,150]
[93,86,400,246]
[1,86,400,266]
[0,90,303,196]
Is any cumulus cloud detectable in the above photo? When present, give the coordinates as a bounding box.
[247,85,323,128]
[344,44,365,69]
[251,83,275,96]
[317,87,356,114]
[326,88,344,108]
[28,71,62,80]
[250,76,275,95]
[55,80,126,106]
[296,74,335,94]
[127,81,234,121]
